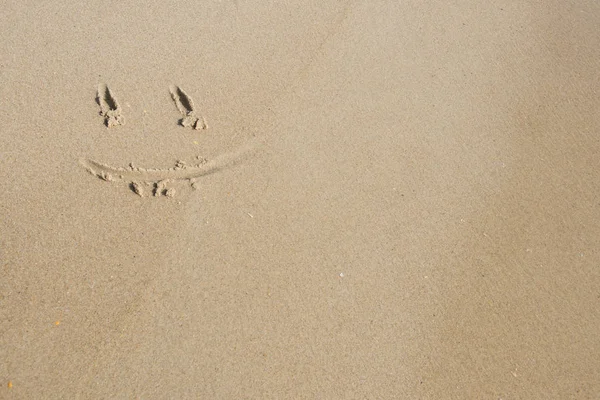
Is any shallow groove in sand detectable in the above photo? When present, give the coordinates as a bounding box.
[80,141,257,197]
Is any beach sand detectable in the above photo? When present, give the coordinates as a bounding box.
[1,1,599,398]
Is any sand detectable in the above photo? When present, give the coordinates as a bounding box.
[1,1,599,398]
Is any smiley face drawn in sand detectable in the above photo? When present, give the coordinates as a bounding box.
[81,84,253,198]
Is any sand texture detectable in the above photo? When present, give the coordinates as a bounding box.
[1,1,599,398]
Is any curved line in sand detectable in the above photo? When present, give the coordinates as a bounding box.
[80,141,257,183]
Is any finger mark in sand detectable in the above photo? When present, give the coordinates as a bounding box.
[169,85,207,130]
[96,84,125,128]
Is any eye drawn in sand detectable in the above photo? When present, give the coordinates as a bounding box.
[170,85,207,130]
[96,84,125,128]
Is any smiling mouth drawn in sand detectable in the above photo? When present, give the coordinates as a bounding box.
[82,84,252,198]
